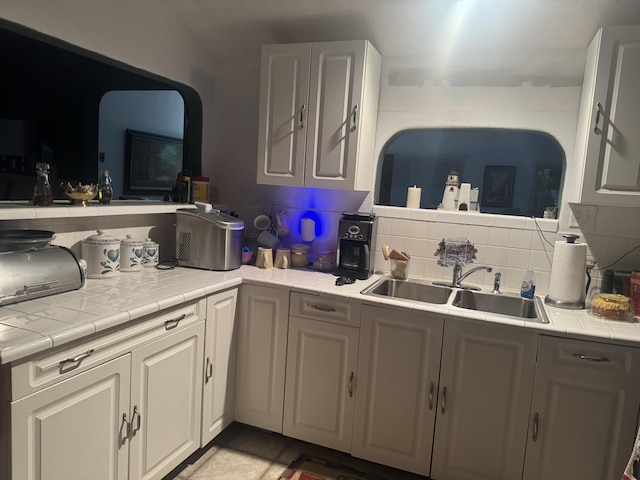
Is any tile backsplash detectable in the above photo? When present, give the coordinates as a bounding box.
[373,206,560,294]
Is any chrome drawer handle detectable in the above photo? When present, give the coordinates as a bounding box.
[131,406,141,437]
[205,357,213,384]
[441,386,447,414]
[120,413,130,447]
[299,104,306,130]
[165,313,186,330]
[348,371,355,397]
[594,102,603,134]
[533,412,539,441]
[59,349,95,374]
[572,353,610,363]
[310,305,336,313]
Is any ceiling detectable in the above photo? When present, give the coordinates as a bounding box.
[170,0,640,86]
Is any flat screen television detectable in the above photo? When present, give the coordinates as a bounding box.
[124,129,183,195]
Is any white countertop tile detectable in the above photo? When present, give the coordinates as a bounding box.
[1,265,639,364]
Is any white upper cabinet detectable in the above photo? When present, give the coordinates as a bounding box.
[574,25,640,206]
[257,40,381,190]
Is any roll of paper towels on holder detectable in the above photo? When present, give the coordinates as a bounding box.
[301,218,315,242]
[406,186,421,209]
[547,237,587,306]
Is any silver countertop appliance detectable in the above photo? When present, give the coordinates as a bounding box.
[176,202,244,271]
[0,246,86,306]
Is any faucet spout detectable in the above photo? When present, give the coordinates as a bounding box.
[455,265,492,289]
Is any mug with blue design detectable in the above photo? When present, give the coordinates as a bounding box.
[142,238,159,268]
[120,234,145,272]
[82,230,121,278]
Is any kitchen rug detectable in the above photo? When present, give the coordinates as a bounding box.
[279,454,389,480]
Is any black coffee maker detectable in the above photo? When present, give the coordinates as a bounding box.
[336,212,377,280]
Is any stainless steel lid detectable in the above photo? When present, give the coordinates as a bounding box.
[0,229,55,252]
[0,246,85,306]
[177,202,244,231]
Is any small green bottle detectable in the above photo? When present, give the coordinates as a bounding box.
[98,169,113,204]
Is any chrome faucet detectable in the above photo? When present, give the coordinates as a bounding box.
[434,261,493,290]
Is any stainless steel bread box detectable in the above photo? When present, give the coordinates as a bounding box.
[176,203,244,271]
[0,246,86,306]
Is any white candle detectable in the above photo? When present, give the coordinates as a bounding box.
[406,185,422,209]
[301,218,315,241]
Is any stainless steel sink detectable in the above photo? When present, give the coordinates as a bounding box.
[361,277,453,305]
[452,290,549,323]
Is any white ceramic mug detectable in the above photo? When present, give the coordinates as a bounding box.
[274,248,291,269]
[276,214,290,237]
[255,247,273,269]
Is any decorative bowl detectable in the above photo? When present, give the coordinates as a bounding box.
[63,190,97,206]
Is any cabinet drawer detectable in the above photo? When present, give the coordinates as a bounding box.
[290,292,361,327]
[538,335,640,374]
[9,298,205,400]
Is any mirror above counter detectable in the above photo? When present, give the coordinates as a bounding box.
[0,19,202,204]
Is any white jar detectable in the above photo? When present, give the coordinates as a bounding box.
[142,238,159,268]
[82,230,121,278]
[120,234,145,272]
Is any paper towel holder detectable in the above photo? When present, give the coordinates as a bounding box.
[544,233,586,310]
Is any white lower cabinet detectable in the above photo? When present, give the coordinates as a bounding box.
[128,321,204,480]
[6,300,205,480]
[352,305,444,476]
[522,336,640,480]
[431,318,538,480]
[201,289,238,446]
[283,315,359,452]
[11,354,132,480]
[234,284,290,432]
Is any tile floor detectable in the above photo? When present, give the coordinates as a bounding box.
[166,422,428,480]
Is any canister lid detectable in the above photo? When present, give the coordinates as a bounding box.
[83,230,120,245]
[290,244,310,253]
[121,234,144,247]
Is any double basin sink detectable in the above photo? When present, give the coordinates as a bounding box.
[361,277,549,323]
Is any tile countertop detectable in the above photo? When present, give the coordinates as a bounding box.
[1,266,640,364]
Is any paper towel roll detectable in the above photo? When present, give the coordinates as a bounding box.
[548,240,587,304]
[406,186,421,209]
[301,218,315,242]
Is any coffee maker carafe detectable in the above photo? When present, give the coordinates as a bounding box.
[336,212,376,280]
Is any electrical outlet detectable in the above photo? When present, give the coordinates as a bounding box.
[571,205,598,229]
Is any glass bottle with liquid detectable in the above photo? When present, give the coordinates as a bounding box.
[33,162,53,206]
[98,169,113,204]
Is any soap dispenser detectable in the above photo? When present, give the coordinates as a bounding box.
[520,269,536,299]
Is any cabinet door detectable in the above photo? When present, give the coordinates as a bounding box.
[201,289,238,446]
[304,41,366,190]
[256,43,311,186]
[522,336,640,480]
[283,315,359,453]
[128,321,204,480]
[352,306,444,476]
[431,319,538,480]
[11,354,131,480]
[234,285,290,432]
[578,26,640,206]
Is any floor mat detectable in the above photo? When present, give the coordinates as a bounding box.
[279,454,389,480]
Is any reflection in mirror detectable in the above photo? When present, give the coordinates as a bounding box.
[0,19,201,203]
[99,91,185,199]
[376,128,565,218]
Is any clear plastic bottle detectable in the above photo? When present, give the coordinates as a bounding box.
[33,162,53,206]
[520,269,536,299]
[98,169,113,204]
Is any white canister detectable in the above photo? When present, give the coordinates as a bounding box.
[120,234,145,272]
[142,238,159,268]
[82,230,121,278]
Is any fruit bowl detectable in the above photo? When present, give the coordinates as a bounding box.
[63,190,97,206]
